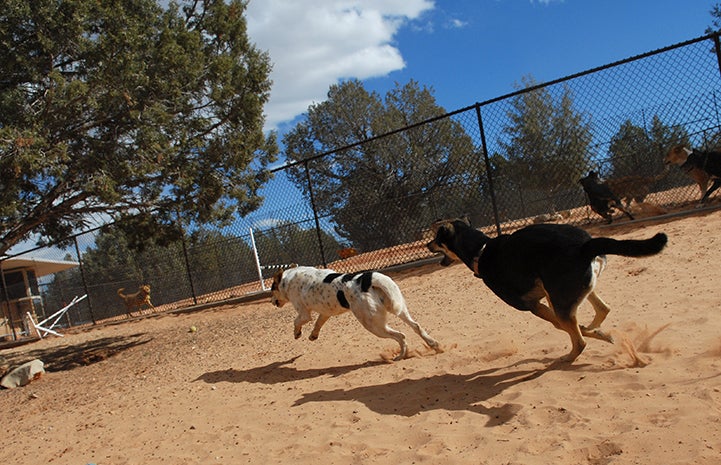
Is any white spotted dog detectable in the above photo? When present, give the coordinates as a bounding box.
[270,266,442,361]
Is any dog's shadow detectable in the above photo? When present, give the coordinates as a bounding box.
[194,355,387,385]
[292,358,583,426]
[196,356,585,426]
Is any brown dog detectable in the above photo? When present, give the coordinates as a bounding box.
[605,166,670,207]
[117,285,154,315]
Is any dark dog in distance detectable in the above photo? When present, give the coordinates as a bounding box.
[665,145,721,202]
[427,218,667,362]
[579,171,635,223]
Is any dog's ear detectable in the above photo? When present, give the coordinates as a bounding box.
[430,217,464,234]
[430,219,446,234]
[271,270,283,291]
[459,215,471,227]
[671,144,688,152]
[438,222,455,237]
[666,145,690,162]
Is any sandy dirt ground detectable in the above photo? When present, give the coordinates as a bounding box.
[1,208,720,465]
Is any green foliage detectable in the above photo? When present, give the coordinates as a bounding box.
[42,225,257,319]
[254,222,342,268]
[608,116,689,178]
[0,0,278,256]
[184,229,256,295]
[496,76,592,200]
[695,125,721,149]
[282,79,481,250]
[706,3,721,34]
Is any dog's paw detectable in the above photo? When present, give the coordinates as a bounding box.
[294,332,302,339]
[580,326,614,344]
[392,348,408,361]
[426,341,444,354]
[309,334,318,341]
[379,348,406,362]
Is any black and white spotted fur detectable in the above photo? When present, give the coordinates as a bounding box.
[271,266,441,361]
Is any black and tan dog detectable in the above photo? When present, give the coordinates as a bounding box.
[579,171,635,223]
[427,218,667,362]
[117,284,154,316]
[665,145,721,202]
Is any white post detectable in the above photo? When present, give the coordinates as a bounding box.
[249,227,267,291]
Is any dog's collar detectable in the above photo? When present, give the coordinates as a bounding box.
[472,243,487,277]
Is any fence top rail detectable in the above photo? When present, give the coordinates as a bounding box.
[270,103,478,172]
[475,32,715,108]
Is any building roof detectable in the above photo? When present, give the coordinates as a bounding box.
[1,257,80,278]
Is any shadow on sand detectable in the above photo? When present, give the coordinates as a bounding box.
[2,334,151,372]
[196,355,591,426]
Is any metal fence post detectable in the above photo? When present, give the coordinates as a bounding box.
[304,160,328,267]
[74,236,96,324]
[0,261,19,339]
[713,91,720,130]
[475,103,502,235]
[249,228,268,291]
[178,222,198,306]
[713,32,721,79]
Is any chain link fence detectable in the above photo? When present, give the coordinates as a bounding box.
[3,33,721,339]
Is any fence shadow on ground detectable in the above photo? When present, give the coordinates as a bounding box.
[1,334,151,373]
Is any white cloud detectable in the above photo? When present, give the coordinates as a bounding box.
[448,18,467,29]
[246,0,434,130]
[251,218,284,230]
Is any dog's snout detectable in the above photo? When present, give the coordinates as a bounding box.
[270,295,286,308]
[427,241,455,267]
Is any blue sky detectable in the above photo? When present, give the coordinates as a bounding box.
[247,0,716,135]
[368,0,715,110]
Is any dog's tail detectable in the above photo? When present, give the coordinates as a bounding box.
[652,164,672,182]
[581,233,667,261]
[366,273,407,315]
